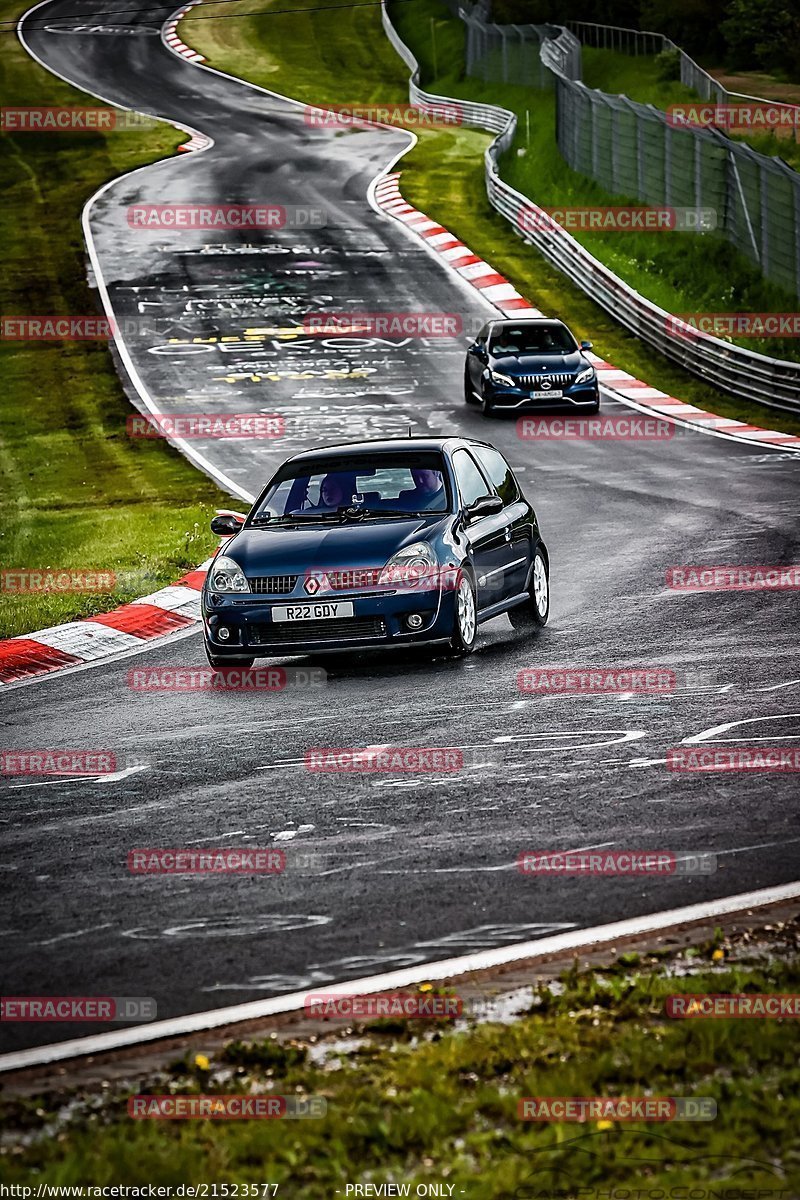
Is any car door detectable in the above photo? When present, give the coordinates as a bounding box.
[452,448,512,610]
[471,445,532,597]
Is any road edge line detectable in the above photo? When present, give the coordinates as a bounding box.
[2,880,799,1073]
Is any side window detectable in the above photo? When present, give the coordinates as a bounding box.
[472,446,519,506]
[475,322,491,347]
[452,449,491,509]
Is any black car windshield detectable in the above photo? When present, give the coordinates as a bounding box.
[250,452,451,522]
[489,323,577,355]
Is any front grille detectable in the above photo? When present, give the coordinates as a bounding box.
[517,373,575,388]
[248,575,298,595]
[249,617,386,645]
[327,568,382,591]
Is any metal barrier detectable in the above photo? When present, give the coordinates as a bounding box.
[380,1,800,412]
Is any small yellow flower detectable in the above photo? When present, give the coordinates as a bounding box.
[712,949,725,962]
[597,1119,614,1131]
[194,1053,210,1071]
[418,983,434,993]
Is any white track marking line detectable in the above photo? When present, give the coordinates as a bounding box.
[5,765,148,789]
[37,923,113,948]
[1,880,798,1072]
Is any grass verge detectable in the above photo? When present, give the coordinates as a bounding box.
[0,0,227,639]
[581,48,800,173]
[183,0,800,435]
[2,918,798,1193]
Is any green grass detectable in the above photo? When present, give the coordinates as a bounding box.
[581,48,698,107]
[2,925,798,1193]
[581,47,800,173]
[183,0,800,434]
[0,0,229,639]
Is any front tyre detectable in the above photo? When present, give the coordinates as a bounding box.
[508,547,549,630]
[204,640,255,669]
[480,385,495,417]
[448,571,477,655]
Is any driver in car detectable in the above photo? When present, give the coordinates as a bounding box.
[492,329,520,355]
[318,474,348,509]
[399,468,446,511]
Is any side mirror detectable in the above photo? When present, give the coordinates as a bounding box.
[580,339,593,350]
[210,512,245,536]
[467,494,503,520]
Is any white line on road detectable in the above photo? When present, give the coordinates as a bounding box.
[2,880,798,1073]
[7,764,149,789]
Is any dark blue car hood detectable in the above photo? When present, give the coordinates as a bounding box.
[491,350,586,374]
[220,517,444,574]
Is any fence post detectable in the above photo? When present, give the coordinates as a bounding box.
[760,160,769,281]
[573,80,582,169]
[728,144,761,262]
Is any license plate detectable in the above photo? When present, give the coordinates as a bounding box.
[531,389,563,399]
[271,601,355,622]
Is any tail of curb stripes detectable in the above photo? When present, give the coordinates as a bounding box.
[373,172,800,451]
[0,562,213,685]
[164,1,205,69]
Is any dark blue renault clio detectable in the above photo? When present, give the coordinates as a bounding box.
[202,437,549,663]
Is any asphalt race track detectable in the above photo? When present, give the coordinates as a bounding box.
[2,0,799,1057]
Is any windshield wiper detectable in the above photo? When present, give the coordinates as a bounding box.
[367,509,440,517]
[250,513,341,526]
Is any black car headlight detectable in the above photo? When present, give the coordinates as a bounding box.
[574,366,596,385]
[379,542,439,589]
[489,369,517,388]
[209,554,249,593]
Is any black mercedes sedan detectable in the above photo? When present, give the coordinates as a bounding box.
[464,317,600,415]
[202,437,549,664]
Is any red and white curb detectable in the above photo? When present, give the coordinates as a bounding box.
[374,174,541,317]
[374,173,800,451]
[163,1,205,67]
[178,130,212,152]
[161,3,211,151]
[0,563,212,686]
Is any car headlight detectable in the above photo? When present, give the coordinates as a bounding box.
[379,542,438,589]
[574,365,596,385]
[490,369,517,388]
[209,554,249,593]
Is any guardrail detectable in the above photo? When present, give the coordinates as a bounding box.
[380,1,800,413]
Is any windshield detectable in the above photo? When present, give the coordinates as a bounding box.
[489,323,577,356]
[250,452,450,522]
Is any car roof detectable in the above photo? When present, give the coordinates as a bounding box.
[488,316,567,327]
[285,437,498,462]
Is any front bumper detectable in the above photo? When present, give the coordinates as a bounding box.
[487,379,599,410]
[202,585,456,655]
